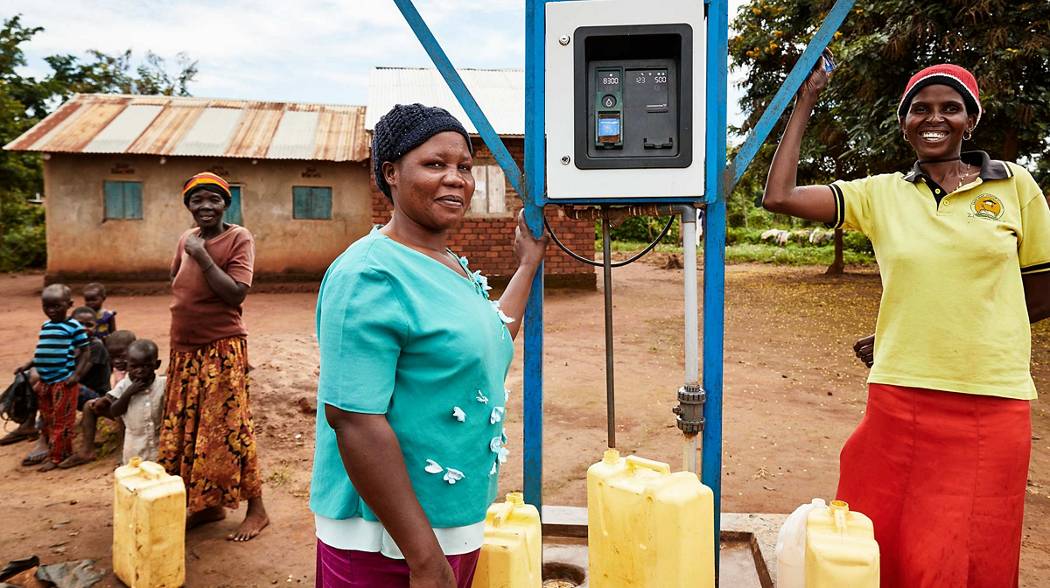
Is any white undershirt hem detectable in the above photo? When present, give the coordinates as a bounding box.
[314,515,485,560]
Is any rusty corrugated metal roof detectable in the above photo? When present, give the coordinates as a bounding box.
[83,104,164,153]
[4,94,369,162]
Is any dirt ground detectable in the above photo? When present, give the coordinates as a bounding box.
[2,260,1049,587]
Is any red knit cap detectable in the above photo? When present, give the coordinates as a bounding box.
[897,64,982,129]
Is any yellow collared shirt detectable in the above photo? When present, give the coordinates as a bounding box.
[830,151,1050,399]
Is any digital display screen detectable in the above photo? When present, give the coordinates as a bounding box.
[597,115,621,142]
[598,70,621,88]
[628,69,669,113]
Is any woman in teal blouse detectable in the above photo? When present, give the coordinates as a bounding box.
[311,104,547,588]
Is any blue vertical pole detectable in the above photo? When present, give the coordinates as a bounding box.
[703,0,728,571]
[522,0,546,510]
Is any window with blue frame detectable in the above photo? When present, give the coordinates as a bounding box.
[292,186,332,220]
[103,180,143,220]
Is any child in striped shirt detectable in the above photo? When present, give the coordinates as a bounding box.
[13,284,91,471]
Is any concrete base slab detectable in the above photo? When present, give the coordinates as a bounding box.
[541,507,787,588]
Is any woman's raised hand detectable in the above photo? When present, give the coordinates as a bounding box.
[513,209,549,269]
[798,55,832,101]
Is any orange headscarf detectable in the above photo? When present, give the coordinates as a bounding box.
[182,171,232,205]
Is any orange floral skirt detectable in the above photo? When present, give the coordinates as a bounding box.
[158,336,262,514]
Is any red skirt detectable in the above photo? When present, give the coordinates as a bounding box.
[837,383,1031,588]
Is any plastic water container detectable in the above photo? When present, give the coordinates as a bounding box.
[804,500,879,588]
[776,498,827,588]
[587,449,714,588]
[471,492,542,588]
[113,457,187,588]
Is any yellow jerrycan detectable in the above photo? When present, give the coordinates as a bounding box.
[804,500,879,588]
[472,492,542,588]
[587,449,714,588]
[113,457,187,588]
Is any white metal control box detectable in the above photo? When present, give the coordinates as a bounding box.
[545,0,706,201]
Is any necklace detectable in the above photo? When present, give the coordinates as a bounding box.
[949,163,976,193]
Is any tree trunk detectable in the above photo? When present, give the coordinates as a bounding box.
[1002,127,1019,162]
[825,228,845,275]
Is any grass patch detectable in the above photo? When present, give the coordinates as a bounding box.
[597,240,876,266]
[725,243,875,266]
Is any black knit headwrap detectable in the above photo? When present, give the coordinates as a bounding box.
[371,103,473,199]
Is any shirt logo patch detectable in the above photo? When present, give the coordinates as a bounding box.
[970,194,1005,221]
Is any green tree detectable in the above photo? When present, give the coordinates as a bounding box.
[731,0,1050,186]
[0,15,198,271]
[46,49,197,99]
[731,0,1050,272]
[0,16,48,270]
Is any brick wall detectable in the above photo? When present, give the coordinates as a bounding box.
[371,137,596,288]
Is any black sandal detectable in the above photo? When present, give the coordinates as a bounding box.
[20,450,47,467]
[0,556,39,582]
[0,429,39,446]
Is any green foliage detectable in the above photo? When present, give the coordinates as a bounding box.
[725,243,874,266]
[0,197,44,271]
[603,238,876,266]
[730,0,1050,190]
[725,226,873,253]
[842,229,874,255]
[0,15,198,271]
[46,49,198,99]
[601,215,681,243]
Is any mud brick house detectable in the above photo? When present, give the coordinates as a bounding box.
[4,69,594,287]
[4,94,374,283]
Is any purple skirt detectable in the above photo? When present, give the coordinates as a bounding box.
[316,539,480,588]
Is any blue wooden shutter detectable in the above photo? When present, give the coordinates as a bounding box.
[104,181,125,219]
[293,186,332,219]
[293,186,311,218]
[124,182,143,219]
[312,187,332,219]
[225,185,243,225]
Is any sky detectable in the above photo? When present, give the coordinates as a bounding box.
[8,0,748,125]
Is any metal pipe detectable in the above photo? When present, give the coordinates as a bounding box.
[704,0,730,573]
[522,0,546,510]
[683,435,699,475]
[602,206,616,449]
[681,205,700,474]
[682,205,699,385]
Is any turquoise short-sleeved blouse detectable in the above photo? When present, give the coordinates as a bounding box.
[310,227,515,528]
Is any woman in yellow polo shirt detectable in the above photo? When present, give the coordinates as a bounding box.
[763,62,1050,587]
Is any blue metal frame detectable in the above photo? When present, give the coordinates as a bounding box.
[725,0,856,193]
[394,0,853,574]
[544,196,703,206]
[522,0,548,508]
[703,0,729,564]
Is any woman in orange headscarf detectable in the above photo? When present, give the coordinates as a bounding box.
[158,172,269,542]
